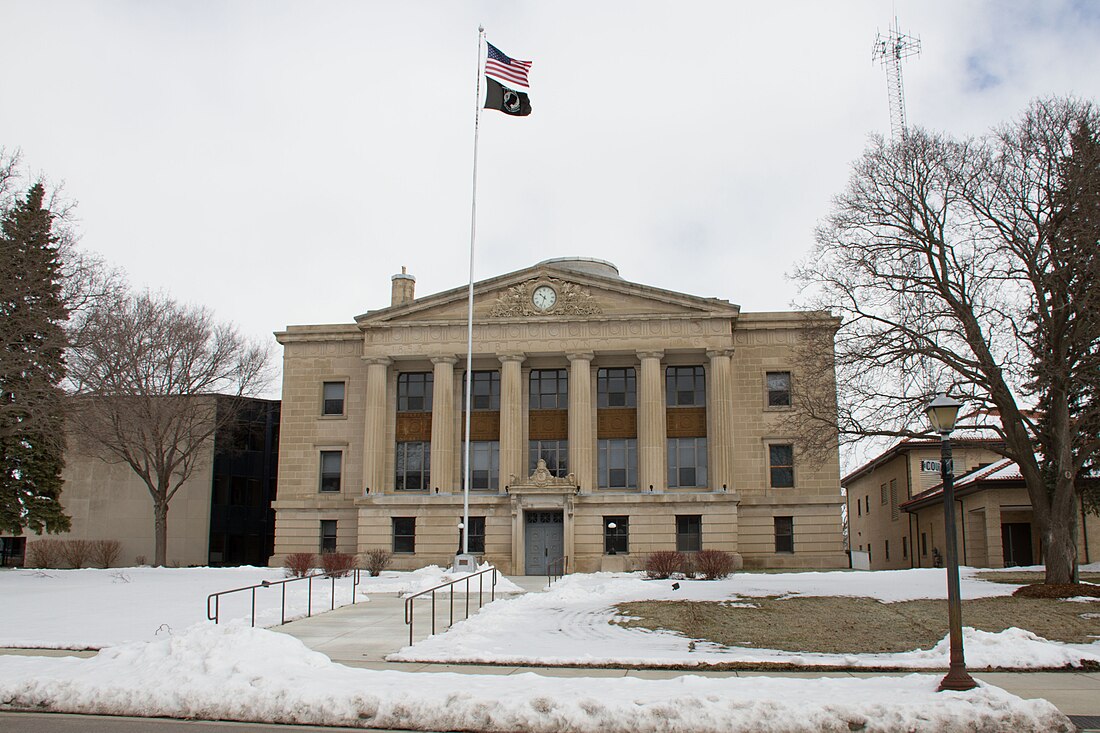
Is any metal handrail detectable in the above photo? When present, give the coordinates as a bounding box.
[403,565,498,646]
[207,568,361,627]
[548,555,568,587]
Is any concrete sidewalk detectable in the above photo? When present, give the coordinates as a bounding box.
[269,574,1100,726]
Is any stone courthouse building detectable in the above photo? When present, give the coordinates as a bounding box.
[272,258,846,574]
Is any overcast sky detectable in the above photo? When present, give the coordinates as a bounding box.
[3,1,1099,407]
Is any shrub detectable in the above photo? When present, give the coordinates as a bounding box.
[27,539,64,568]
[693,549,736,580]
[59,539,92,568]
[321,552,356,578]
[645,550,687,579]
[284,552,315,578]
[89,539,122,568]
[364,548,392,577]
[135,555,148,566]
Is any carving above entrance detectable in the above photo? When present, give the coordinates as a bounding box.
[508,459,578,492]
[489,278,602,318]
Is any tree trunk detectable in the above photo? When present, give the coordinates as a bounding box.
[153,499,169,567]
[1044,489,1079,584]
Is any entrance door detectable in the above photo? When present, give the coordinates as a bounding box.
[524,511,564,575]
[1001,522,1033,567]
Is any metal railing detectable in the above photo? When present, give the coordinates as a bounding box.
[207,569,361,627]
[548,555,568,587]
[404,565,498,646]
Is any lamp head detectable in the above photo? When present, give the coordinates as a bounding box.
[607,522,617,530]
[925,395,963,434]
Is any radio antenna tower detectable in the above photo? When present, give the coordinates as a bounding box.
[872,17,921,140]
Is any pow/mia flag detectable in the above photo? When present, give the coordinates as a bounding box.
[485,76,531,117]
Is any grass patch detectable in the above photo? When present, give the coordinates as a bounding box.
[615,596,1100,654]
[975,571,1100,585]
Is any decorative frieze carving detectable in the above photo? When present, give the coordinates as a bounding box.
[462,412,500,441]
[508,459,578,490]
[395,412,432,441]
[597,408,637,439]
[529,409,568,440]
[666,407,707,437]
[488,278,602,318]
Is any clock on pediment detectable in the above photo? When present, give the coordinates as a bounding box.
[532,284,557,311]
[488,277,603,318]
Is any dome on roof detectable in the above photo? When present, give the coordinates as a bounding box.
[536,257,621,279]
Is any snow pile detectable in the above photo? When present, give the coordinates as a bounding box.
[390,571,1100,669]
[358,563,523,596]
[0,624,1072,733]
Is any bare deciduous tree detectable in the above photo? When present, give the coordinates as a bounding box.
[791,97,1099,584]
[67,292,270,566]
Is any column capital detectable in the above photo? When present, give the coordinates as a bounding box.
[498,353,526,364]
[636,350,665,361]
[431,355,459,365]
[363,356,393,366]
[706,348,735,359]
[566,352,594,363]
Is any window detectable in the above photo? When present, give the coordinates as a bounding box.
[766,371,791,407]
[597,367,636,408]
[885,539,890,560]
[320,520,337,554]
[460,516,486,554]
[598,438,637,489]
[322,381,345,415]
[393,517,415,553]
[921,532,928,556]
[319,451,342,492]
[464,440,499,490]
[395,441,430,490]
[398,372,433,412]
[880,482,888,505]
[468,371,500,410]
[667,437,708,488]
[666,366,705,406]
[865,495,870,514]
[676,515,702,552]
[604,515,629,554]
[889,479,899,521]
[774,516,794,553]
[857,498,861,517]
[529,439,568,478]
[903,536,909,559]
[530,369,567,409]
[768,444,794,488]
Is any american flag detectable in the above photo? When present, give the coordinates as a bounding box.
[485,41,532,90]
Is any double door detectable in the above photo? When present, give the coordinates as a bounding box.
[524,511,564,575]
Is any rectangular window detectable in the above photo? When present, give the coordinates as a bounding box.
[667,437,708,488]
[885,539,890,560]
[395,441,430,491]
[903,536,909,559]
[766,371,791,407]
[676,515,702,552]
[319,451,342,492]
[604,515,629,554]
[880,482,888,505]
[529,369,568,409]
[320,520,337,554]
[460,516,486,554]
[529,439,568,478]
[598,438,637,489]
[857,498,861,517]
[774,516,794,553]
[921,532,928,556]
[468,371,500,410]
[890,479,899,521]
[768,444,794,488]
[463,440,499,490]
[322,381,345,416]
[392,517,416,553]
[597,367,636,408]
[397,372,433,412]
[865,495,870,514]
[666,365,706,406]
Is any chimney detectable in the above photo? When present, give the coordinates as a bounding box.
[391,266,415,306]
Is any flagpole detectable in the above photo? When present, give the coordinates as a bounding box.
[462,25,485,559]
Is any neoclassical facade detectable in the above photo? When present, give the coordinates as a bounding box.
[272,258,846,574]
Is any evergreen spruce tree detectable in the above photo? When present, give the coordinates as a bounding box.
[0,183,70,534]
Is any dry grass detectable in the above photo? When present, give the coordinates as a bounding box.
[976,571,1100,585]
[616,595,1100,654]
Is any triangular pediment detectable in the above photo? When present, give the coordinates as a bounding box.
[355,262,740,327]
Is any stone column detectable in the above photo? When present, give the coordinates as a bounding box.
[430,356,457,491]
[498,354,526,492]
[567,352,594,493]
[706,349,735,492]
[362,357,391,494]
[637,351,666,492]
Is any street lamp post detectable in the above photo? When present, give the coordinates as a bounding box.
[924,395,977,692]
[607,522,617,556]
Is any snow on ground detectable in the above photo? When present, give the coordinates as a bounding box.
[359,563,523,596]
[0,564,518,649]
[0,624,1073,733]
[390,569,1100,669]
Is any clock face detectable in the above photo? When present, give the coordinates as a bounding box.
[532,285,557,311]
